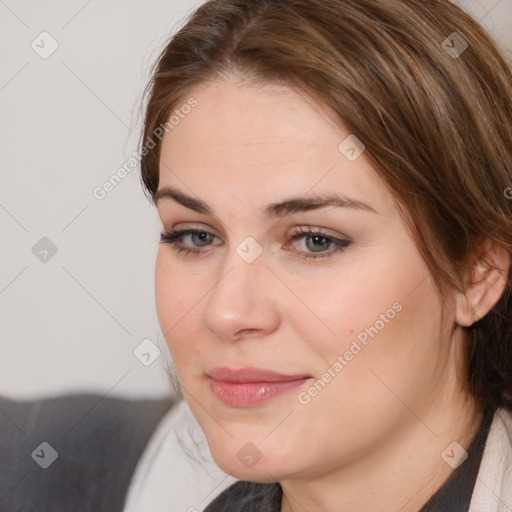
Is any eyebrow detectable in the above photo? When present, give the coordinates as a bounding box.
[154,186,378,218]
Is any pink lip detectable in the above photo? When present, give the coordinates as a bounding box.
[207,367,312,407]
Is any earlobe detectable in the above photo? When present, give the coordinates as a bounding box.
[454,241,510,327]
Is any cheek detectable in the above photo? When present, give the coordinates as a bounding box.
[287,278,444,464]
[294,243,440,374]
[290,268,407,362]
[154,251,203,365]
[302,263,444,421]
[154,251,178,334]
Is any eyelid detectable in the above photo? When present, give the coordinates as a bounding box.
[289,225,352,241]
[167,222,220,234]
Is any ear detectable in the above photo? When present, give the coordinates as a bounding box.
[454,240,510,327]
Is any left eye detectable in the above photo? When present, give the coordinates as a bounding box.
[289,231,350,257]
[159,228,351,260]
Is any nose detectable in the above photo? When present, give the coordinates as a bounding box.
[202,243,281,342]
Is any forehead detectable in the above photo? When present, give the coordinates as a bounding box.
[157,77,395,218]
[162,77,341,162]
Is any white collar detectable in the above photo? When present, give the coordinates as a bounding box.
[469,407,512,512]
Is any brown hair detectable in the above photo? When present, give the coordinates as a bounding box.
[139,0,512,413]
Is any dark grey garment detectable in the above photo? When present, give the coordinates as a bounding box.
[204,405,496,512]
[0,393,174,512]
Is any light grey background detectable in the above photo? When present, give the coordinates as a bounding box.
[1,0,511,399]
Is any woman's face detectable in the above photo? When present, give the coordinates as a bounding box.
[154,76,457,482]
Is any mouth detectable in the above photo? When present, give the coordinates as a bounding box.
[207,366,312,407]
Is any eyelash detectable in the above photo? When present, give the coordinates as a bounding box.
[159,227,351,260]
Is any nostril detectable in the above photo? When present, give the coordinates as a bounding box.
[235,328,261,339]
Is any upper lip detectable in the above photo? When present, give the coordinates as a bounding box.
[207,366,311,383]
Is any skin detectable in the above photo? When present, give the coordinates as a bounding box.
[154,75,509,512]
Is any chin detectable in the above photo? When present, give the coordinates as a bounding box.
[205,434,299,483]
[211,452,285,483]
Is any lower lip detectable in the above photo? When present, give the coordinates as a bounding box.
[209,378,309,407]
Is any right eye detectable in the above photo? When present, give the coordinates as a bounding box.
[160,229,220,256]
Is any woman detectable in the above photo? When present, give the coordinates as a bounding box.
[137,0,512,510]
